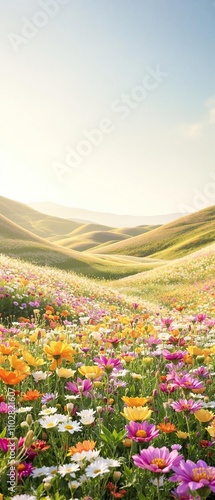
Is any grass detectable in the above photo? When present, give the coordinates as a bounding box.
[92,206,215,259]
[109,243,215,309]
[0,215,166,279]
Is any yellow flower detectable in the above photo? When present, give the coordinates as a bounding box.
[22,351,45,367]
[194,409,214,422]
[121,406,152,421]
[122,396,150,407]
[56,367,76,378]
[206,425,215,437]
[187,346,203,356]
[142,357,154,366]
[131,373,142,380]
[78,365,103,380]
[43,341,76,370]
[176,431,189,439]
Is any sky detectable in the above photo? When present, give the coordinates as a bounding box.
[1,0,215,216]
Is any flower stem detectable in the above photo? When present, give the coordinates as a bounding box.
[156,476,161,500]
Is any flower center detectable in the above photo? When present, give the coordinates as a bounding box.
[17,464,26,471]
[94,468,101,474]
[136,430,147,438]
[181,404,191,411]
[47,423,55,427]
[53,354,61,360]
[65,425,74,430]
[192,467,215,482]
[151,458,166,469]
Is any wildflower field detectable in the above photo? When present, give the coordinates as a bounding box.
[0,252,215,500]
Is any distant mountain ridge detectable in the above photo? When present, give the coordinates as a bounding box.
[29,201,182,227]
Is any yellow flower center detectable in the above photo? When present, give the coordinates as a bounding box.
[17,464,26,471]
[47,423,55,427]
[151,458,166,469]
[136,430,147,438]
[192,467,214,482]
[65,425,74,430]
[94,469,101,474]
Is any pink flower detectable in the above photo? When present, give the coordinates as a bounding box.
[170,374,205,392]
[17,461,34,480]
[171,399,203,414]
[169,459,215,495]
[65,378,93,397]
[162,350,186,361]
[171,486,201,499]
[93,356,122,372]
[133,446,183,474]
[0,402,8,413]
[0,438,9,452]
[126,421,159,443]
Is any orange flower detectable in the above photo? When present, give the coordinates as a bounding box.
[0,345,17,356]
[157,422,177,433]
[18,317,30,323]
[0,368,28,385]
[122,396,151,407]
[43,341,76,370]
[45,305,54,313]
[67,440,96,456]
[21,389,42,401]
[60,310,70,317]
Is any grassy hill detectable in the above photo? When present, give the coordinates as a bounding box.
[57,230,129,251]
[91,206,215,259]
[109,243,215,307]
[0,214,165,279]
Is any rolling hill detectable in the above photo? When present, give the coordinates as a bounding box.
[90,206,215,260]
[0,214,164,279]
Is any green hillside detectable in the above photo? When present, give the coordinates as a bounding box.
[0,214,165,279]
[92,206,215,259]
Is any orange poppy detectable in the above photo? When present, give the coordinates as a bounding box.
[0,345,17,356]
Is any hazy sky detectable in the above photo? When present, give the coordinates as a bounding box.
[1,0,215,216]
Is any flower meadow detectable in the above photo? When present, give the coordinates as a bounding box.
[0,255,215,499]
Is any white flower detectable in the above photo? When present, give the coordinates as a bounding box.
[58,463,80,477]
[58,420,82,434]
[16,406,33,413]
[71,450,100,462]
[11,496,36,500]
[85,458,110,477]
[105,458,121,467]
[33,466,53,478]
[32,371,47,382]
[38,415,60,428]
[39,407,58,416]
[68,479,81,489]
[77,409,95,425]
[65,395,80,400]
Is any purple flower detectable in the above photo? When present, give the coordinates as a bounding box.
[171,399,203,414]
[66,378,93,397]
[41,393,56,404]
[170,374,205,392]
[169,459,215,495]
[171,486,201,499]
[0,438,9,452]
[126,421,159,443]
[162,350,186,361]
[133,446,183,474]
[94,355,122,372]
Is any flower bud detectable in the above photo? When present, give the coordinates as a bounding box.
[122,438,132,448]
[24,430,34,448]
[113,471,122,481]
[26,414,33,426]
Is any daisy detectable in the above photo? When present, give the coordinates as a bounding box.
[58,463,80,477]
[38,415,60,428]
[39,407,58,416]
[58,420,82,434]
[32,371,48,382]
[85,458,110,477]
[16,406,33,413]
[77,409,96,425]
[11,496,36,500]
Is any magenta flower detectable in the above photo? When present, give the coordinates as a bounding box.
[126,421,159,443]
[170,374,205,392]
[133,446,183,474]
[162,350,186,361]
[0,402,8,413]
[169,459,215,495]
[65,378,93,397]
[0,438,9,452]
[93,355,122,372]
[171,486,201,499]
[171,399,203,414]
[158,383,177,394]
[161,317,175,327]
